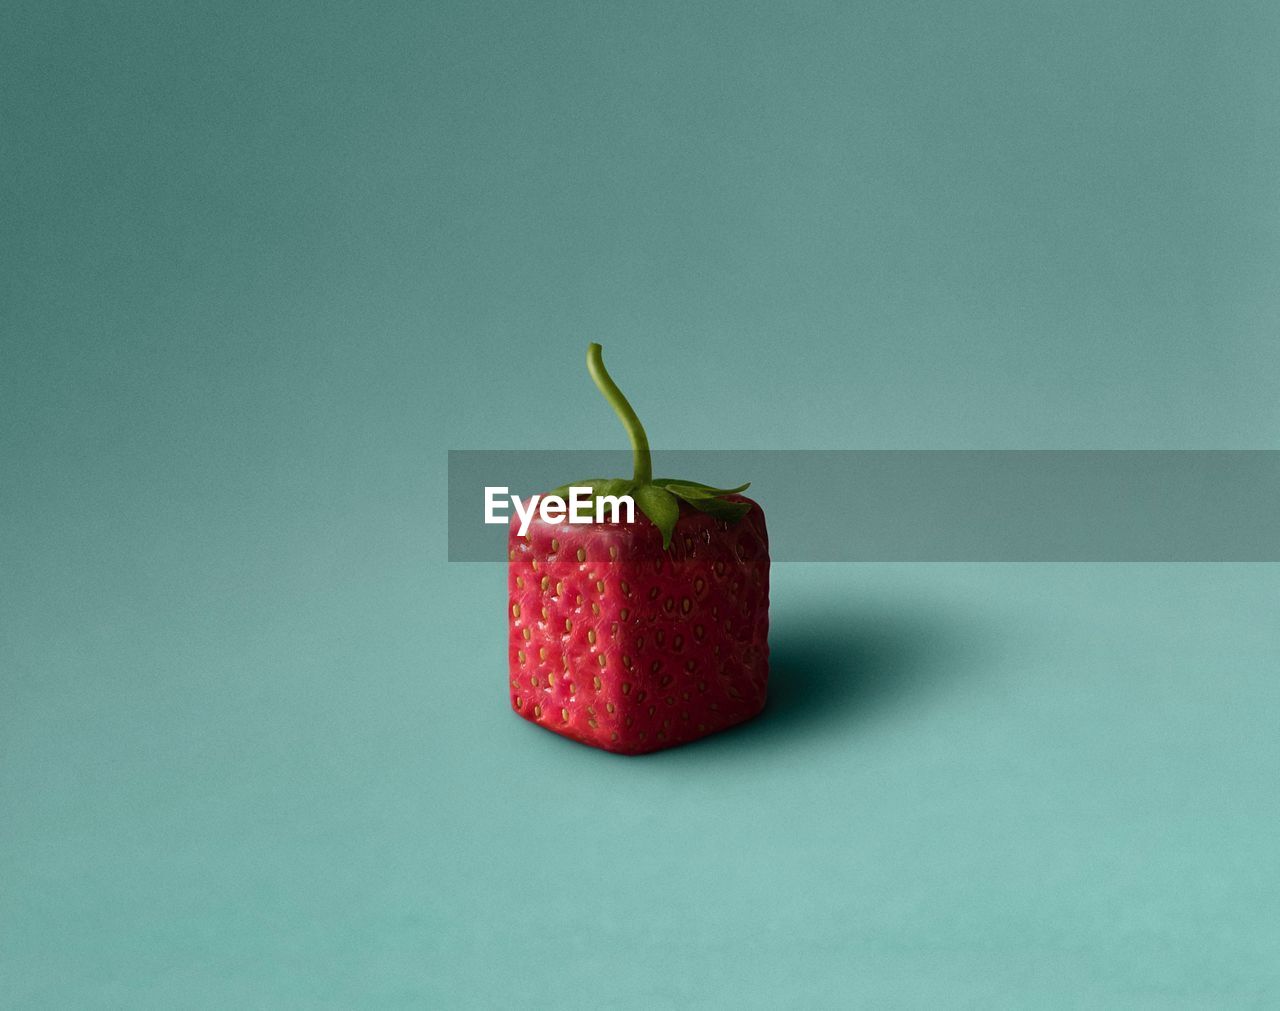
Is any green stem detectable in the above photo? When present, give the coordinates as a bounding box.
[586,343,652,485]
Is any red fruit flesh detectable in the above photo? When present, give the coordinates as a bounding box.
[508,497,770,754]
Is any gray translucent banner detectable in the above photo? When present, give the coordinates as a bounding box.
[447,451,1280,562]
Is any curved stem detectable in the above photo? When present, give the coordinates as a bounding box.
[586,343,652,485]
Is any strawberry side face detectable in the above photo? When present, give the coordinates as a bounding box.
[508,498,769,754]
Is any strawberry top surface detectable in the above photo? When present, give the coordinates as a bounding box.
[509,494,767,567]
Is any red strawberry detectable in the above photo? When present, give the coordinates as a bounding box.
[507,344,769,754]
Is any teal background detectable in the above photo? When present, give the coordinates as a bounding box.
[3,1,1279,1006]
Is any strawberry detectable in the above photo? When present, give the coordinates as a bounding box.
[507,344,769,754]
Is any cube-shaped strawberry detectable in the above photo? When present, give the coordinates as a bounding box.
[505,344,770,755]
[509,500,769,754]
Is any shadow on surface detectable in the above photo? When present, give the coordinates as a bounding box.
[675,604,973,756]
[768,612,958,729]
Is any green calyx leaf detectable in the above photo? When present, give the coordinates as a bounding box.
[633,484,680,549]
[654,479,751,497]
[655,479,753,528]
[655,483,752,529]
[665,488,752,523]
